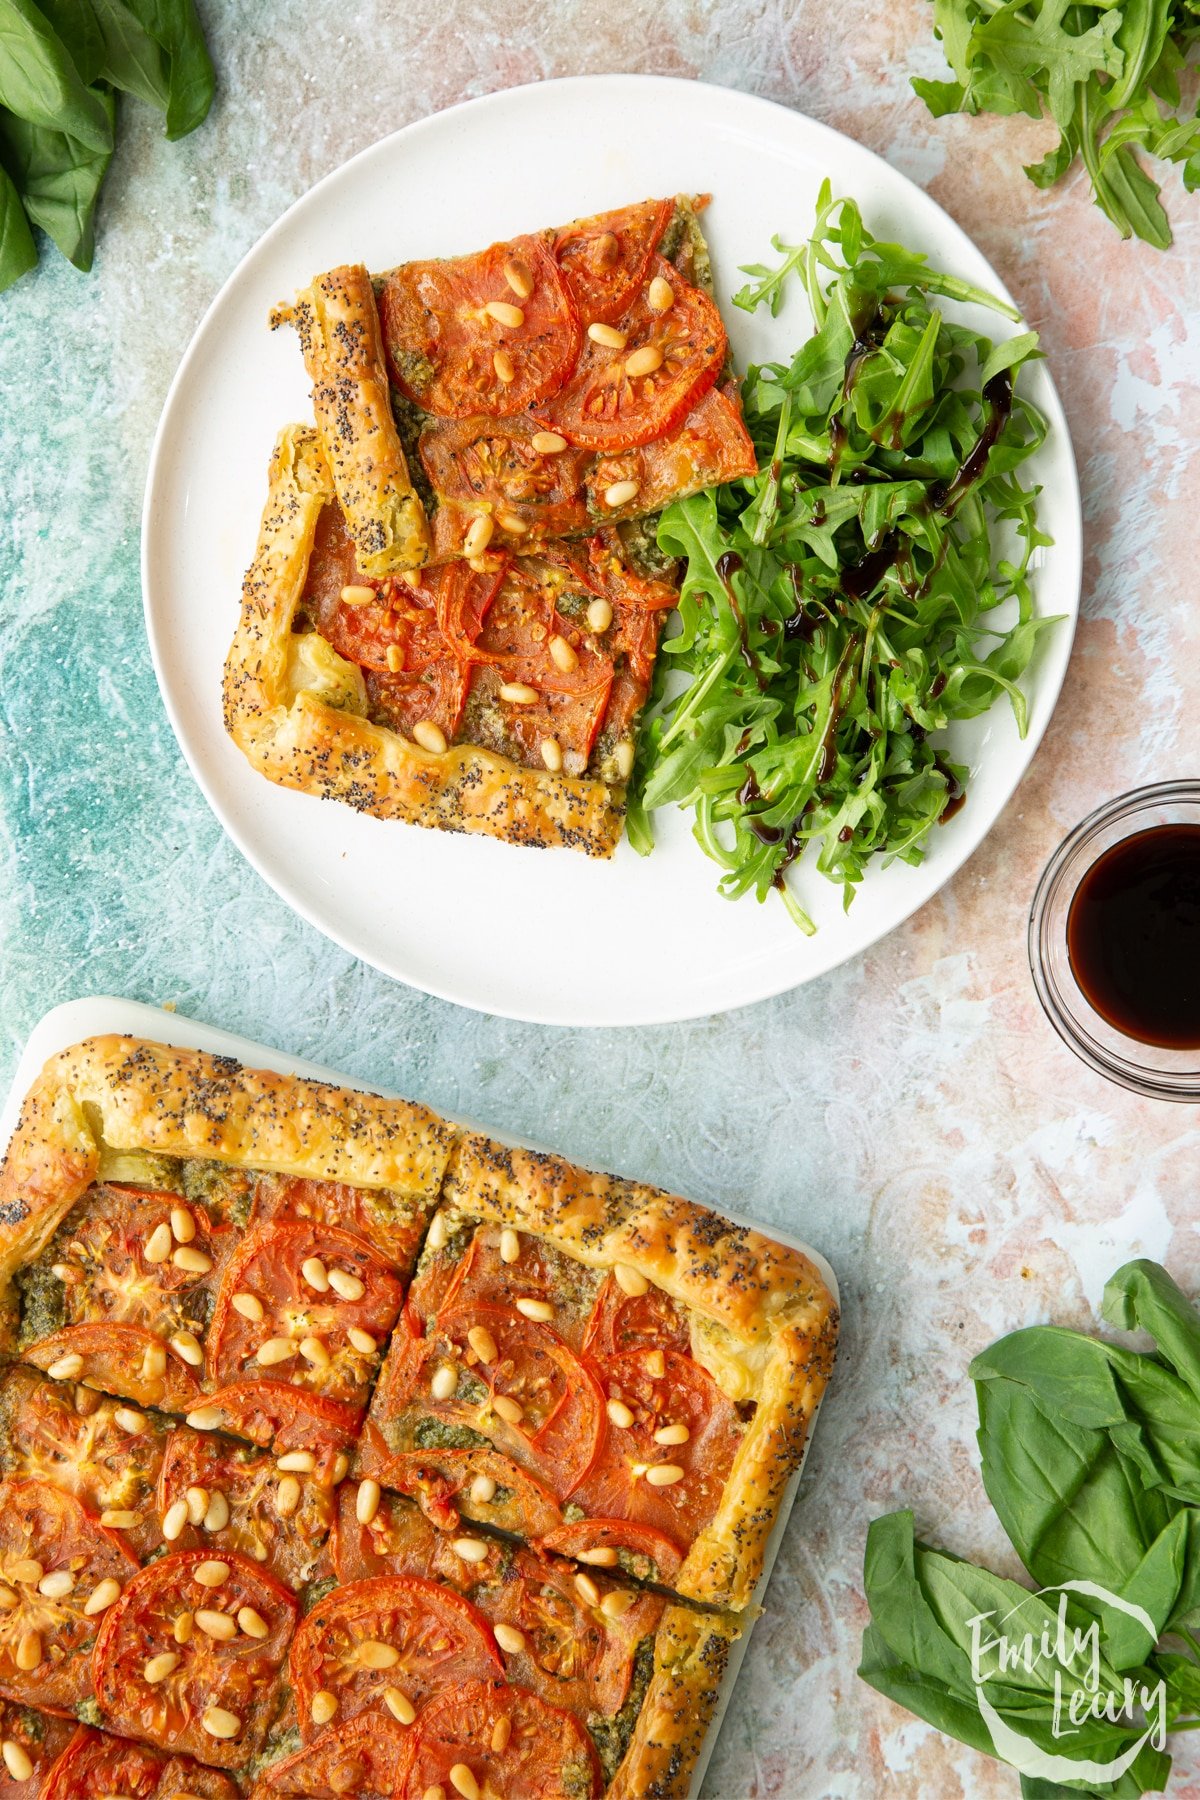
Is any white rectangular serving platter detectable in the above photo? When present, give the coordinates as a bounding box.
[1,996,839,1799]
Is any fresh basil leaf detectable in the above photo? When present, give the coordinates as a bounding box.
[89,0,171,113]
[0,153,35,290]
[1104,1262,1200,1408]
[35,0,104,82]
[0,0,114,151]
[116,0,214,138]
[0,90,114,268]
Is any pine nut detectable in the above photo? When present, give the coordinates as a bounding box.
[384,1685,416,1724]
[607,1399,634,1429]
[452,1538,488,1564]
[186,1407,222,1431]
[514,1297,555,1322]
[163,1500,190,1542]
[531,430,567,454]
[655,1423,691,1446]
[493,349,515,384]
[548,634,578,673]
[171,1206,196,1244]
[359,1640,400,1669]
[430,1365,458,1401]
[494,1622,526,1653]
[174,1611,194,1644]
[463,514,493,559]
[238,1606,269,1639]
[574,1571,601,1605]
[579,1546,620,1566]
[499,1228,520,1264]
[469,1474,497,1505]
[144,1651,180,1684]
[173,1246,212,1274]
[185,1487,210,1526]
[84,1577,121,1615]
[14,1631,39,1672]
[648,275,674,312]
[256,1337,296,1367]
[144,1222,172,1264]
[427,1212,449,1252]
[341,584,375,606]
[47,1354,83,1381]
[37,1569,74,1599]
[196,1609,237,1640]
[645,1349,666,1378]
[412,720,447,756]
[100,1510,139,1529]
[467,1326,498,1364]
[2,1741,32,1782]
[170,1332,203,1368]
[278,1451,316,1473]
[386,645,404,673]
[503,257,533,299]
[539,738,563,773]
[9,1561,41,1585]
[499,682,537,704]
[614,1263,649,1297]
[193,1561,229,1588]
[492,1394,523,1425]
[625,343,664,379]
[588,322,627,349]
[646,1463,685,1487]
[143,1344,167,1379]
[328,1268,365,1302]
[615,738,635,780]
[491,1715,512,1753]
[450,1766,480,1800]
[202,1707,241,1740]
[484,300,524,328]
[51,1262,74,1282]
[584,598,613,634]
[299,1336,330,1369]
[276,1476,301,1517]
[204,1491,230,1532]
[231,1291,264,1324]
[74,1384,99,1415]
[301,1257,329,1294]
[114,1407,147,1434]
[601,1587,637,1619]
[356,1480,382,1525]
[603,479,639,509]
[332,1453,351,1485]
[496,510,529,535]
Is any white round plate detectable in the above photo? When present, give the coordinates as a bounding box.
[143,74,1081,1028]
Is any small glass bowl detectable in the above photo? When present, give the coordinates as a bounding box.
[1029,781,1200,1102]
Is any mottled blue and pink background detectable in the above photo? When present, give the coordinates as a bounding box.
[2,4,1199,1795]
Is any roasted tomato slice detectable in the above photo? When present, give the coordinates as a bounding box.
[0,1698,75,1797]
[572,1349,743,1549]
[538,256,725,451]
[397,1678,602,1800]
[419,414,591,550]
[581,1274,691,1360]
[208,1220,405,1411]
[0,1477,139,1710]
[379,236,581,419]
[42,1184,222,1341]
[250,1175,428,1278]
[93,1548,296,1767]
[39,1725,241,1800]
[23,1323,203,1414]
[189,1381,359,1475]
[492,1545,663,1718]
[583,378,757,518]
[539,527,680,612]
[156,1427,334,1590]
[289,1574,502,1739]
[553,198,674,324]
[538,1517,683,1588]
[354,1446,563,1541]
[438,1226,600,1351]
[259,1714,412,1799]
[0,1366,167,1561]
[329,1483,508,1590]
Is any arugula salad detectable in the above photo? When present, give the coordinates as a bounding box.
[863,1261,1200,1795]
[629,185,1057,934]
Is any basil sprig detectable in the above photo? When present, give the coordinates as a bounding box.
[861,1261,1200,1796]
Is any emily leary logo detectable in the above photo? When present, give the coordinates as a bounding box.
[968,1580,1168,1782]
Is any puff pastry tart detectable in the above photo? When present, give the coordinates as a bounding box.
[0,1036,837,1796]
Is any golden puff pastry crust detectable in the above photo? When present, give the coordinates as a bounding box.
[222,424,626,855]
[610,1605,741,1800]
[440,1132,839,1611]
[271,264,431,575]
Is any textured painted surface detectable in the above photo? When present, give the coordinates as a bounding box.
[2,4,1200,1796]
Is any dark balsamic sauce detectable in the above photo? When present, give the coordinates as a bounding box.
[715,551,770,692]
[1066,824,1200,1050]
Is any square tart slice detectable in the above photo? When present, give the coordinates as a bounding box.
[223,424,677,854]
[359,1132,839,1615]
[274,197,758,573]
[0,1704,241,1800]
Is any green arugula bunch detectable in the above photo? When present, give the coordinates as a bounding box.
[0,0,214,294]
[914,0,1200,248]
[628,184,1056,934]
[862,1261,1200,1796]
